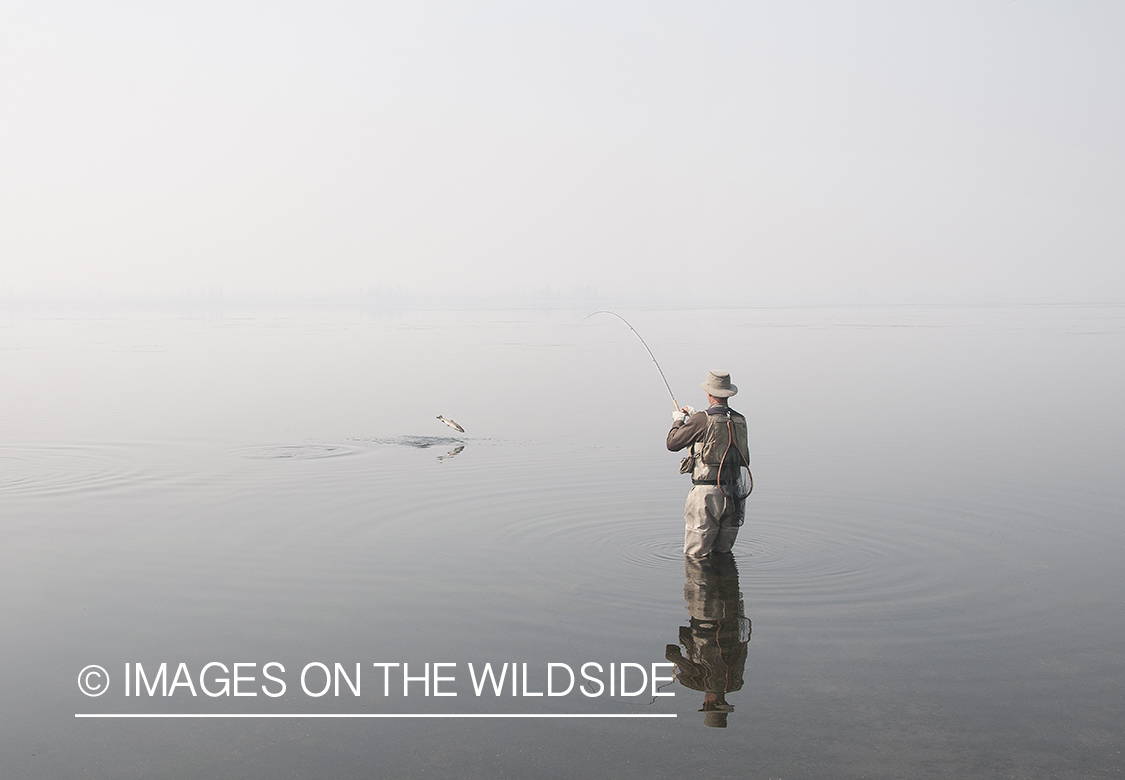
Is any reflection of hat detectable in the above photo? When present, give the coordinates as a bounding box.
[703,710,729,728]
[701,696,735,728]
[701,370,738,398]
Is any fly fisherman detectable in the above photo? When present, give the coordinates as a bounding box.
[666,370,751,557]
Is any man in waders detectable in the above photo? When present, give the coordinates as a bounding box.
[666,370,751,557]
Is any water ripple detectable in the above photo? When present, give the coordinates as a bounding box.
[231,444,362,460]
[358,435,466,449]
[0,443,148,497]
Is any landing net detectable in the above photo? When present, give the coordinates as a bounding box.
[718,420,753,526]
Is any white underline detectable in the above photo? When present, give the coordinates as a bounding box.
[75,713,676,719]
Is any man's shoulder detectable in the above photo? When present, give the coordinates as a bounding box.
[704,405,743,418]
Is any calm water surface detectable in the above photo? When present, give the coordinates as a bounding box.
[2,304,1123,778]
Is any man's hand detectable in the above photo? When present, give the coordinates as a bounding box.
[681,406,696,417]
[672,408,686,423]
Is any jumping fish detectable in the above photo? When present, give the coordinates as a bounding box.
[436,415,465,433]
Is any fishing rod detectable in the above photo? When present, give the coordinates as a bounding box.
[582,310,680,410]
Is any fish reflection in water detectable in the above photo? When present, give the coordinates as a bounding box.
[665,553,751,728]
[437,443,465,461]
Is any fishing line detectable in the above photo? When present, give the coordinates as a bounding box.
[582,310,680,410]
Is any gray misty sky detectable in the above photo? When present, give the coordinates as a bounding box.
[2,1,1123,304]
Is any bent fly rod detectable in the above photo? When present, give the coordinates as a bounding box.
[582,310,680,410]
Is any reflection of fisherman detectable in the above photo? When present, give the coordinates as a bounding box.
[666,553,750,728]
[666,370,751,557]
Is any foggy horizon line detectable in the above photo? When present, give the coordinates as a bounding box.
[1,287,1120,311]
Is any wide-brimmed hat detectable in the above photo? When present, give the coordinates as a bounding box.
[701,370,738,398]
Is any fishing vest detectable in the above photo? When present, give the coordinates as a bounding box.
[690,406,749,483]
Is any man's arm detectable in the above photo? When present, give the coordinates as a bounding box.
[667,411,706,451]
